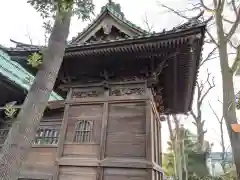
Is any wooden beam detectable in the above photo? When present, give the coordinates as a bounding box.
[66,95,149,105]
[146,88,153,161]
[99,98,109,160]
[58,157,153,168]
[60,80,145,90]
[99,90,109,180]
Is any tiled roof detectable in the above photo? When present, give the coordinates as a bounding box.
[0,49,62,101]
[5,20,205,53]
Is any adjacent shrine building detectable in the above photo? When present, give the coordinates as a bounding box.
[1,1,206,180]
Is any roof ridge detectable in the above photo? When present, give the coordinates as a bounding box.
[105,5,148,34]
[6,22,206,51]
[10,39,43,48]
[70,2,148,44]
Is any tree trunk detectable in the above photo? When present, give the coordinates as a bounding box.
[220,121,226,173]
[215,7,240,179]
[196,119,204,151]
[221,67,240,179]
[0,9,72,180]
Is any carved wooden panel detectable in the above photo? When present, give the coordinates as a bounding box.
[72,88,104,98]
[110,87,144,96]
[105,103,146,158]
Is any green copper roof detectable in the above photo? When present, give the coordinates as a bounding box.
[0,49,63,101]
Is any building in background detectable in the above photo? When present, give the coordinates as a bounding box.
[207,152,233,176]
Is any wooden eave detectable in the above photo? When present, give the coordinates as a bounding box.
[7,23,205,57]
[0,73,26,107]
[5,23,206,114]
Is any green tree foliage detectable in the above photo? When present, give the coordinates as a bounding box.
[163,128,209,177]
[27,52,42,68]
[4,101,17,119]
[27,0,94,20]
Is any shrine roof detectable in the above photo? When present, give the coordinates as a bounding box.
[5,20,205,54]
[0,49,62,103]
[69,1,148,44]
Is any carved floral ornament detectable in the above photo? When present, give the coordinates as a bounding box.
[110,87,145,96]
[71,86,145,98]
[72,89,104,98]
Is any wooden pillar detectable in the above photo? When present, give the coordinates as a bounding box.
[99,90,109,180]
[158,120,162,166]
[54,88,72,180]
[146,88,153,161]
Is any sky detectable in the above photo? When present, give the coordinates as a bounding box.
[0,0,238,152]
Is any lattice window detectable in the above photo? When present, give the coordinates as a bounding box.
[0,129,9,144]
[34,127,59,145]
[73,120,93,143]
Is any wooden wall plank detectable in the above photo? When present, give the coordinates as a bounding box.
[105,102,146,158]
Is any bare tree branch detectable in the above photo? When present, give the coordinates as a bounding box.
[223,17,235,24]
[190,110,198,120]
[200,0,215,11]
[142,13,154,33]
[229,38,239,49]
[209,101,226,172]
[158,3,190,20]
[25,26,33,45]
[231,0,239,15]
[209,102,223,123]
[200,46,218,66]
[200,0,223,12]
[206,29,219,46]
[225,8,240,40]
[231,45,240,74]
[199,70,216,105]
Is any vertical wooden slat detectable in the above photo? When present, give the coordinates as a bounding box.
[99,91,109,160]
[99,90,109,180]
[54,88,72,180]
[150,110,155,162]
[56,88,72,158]
[146,88,152,161]
[154,118,158,164]
[158,120,162,165]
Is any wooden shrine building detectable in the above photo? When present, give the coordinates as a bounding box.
[1,1,206,180]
